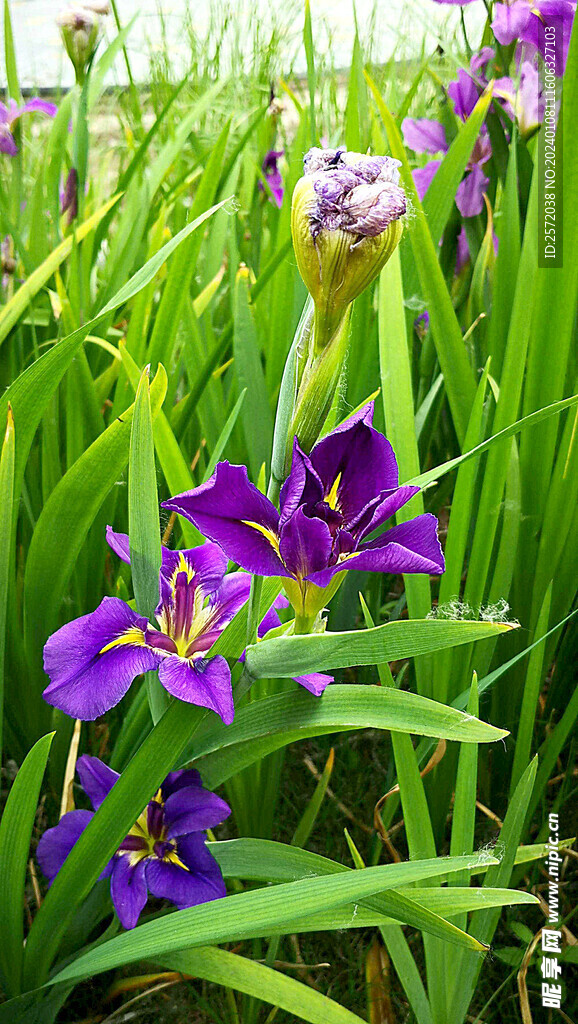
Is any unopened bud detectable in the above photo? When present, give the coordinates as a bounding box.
[292,147,406,350]
[1,237,16,280]
[61,167,78,224]
[56,2,109,82]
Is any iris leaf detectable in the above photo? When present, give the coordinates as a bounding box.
[0,732,54,998]
[48,852,499,985]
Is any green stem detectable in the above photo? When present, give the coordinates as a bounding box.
[293,610,316,634]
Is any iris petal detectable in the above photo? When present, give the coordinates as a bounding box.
[43,597,160,720]
[164,785,231,838]
[163,463,288,578]
[307,402,400,523]
[37,810,94,882]
[278,507,333,580]
[76,755,119,810]
[308,514,445,586]
[146,836,226,909]
[158,654,234,725]
[110,856,148,930]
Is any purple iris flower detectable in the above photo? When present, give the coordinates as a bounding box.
[494,60,546,137]
[492,1,575,76]
[37,756,229,930]
[43,529,332,719]
[260,149,284,208]
[0,98,57,156]
[43,537,250,724]
[402,49,493,217]
[401,119,447,155]
[163,402,444,598]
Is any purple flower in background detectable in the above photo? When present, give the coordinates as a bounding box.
[492,1,575,76]
[494,60,545,136]
[43,538,249,724]
[403,49,493,217]
[414,310,430,336]
[403,119,491,217]
[260,149,284,208]
[37,756,229,929]
[456,225,471,273]
[163,403,444,597]
[1,236,16,287]
[412,160,443,201]
[0,98,57,156]
[401,119,447,155]
[447,46,493,122]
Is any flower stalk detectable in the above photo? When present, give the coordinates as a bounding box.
[285,147,406,467]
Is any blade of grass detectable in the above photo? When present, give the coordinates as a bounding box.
[448,757,538,1024]
[0,406,15,766]
[129,367,165,722]
[0,732,54,997]
[156,946,366,1024]
[379,251,432,696]
[245,619,516,680]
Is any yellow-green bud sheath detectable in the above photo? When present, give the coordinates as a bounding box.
[291,147,406,355]
[292,177,404,353]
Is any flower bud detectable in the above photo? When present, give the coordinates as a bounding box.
[56,2,109,82]
[61,167,78,224]
[291,147,406,351]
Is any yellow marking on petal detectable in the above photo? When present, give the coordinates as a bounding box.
[337,550,359,564]
[128,809,149,839]
[326,472,342,510]
[166,850,190,871]
[127,790,164,840]
[172,551,195,585]
[127,848,150,866]
[98,627,146,655]
[241,520,282,557]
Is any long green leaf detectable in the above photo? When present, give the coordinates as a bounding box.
[0,197,120,346]
[379,251,432,699]
[406,393,578,491]
[3,0,20,101]
[245,619,515,680]
[129,367,163,620]
[0,406,15,764]
[191,682,506,790]
[22,367,167,665]
[0,733,54,997]
[49,853,498,986]
[157,947,366,1024]
[129,367,166,722]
